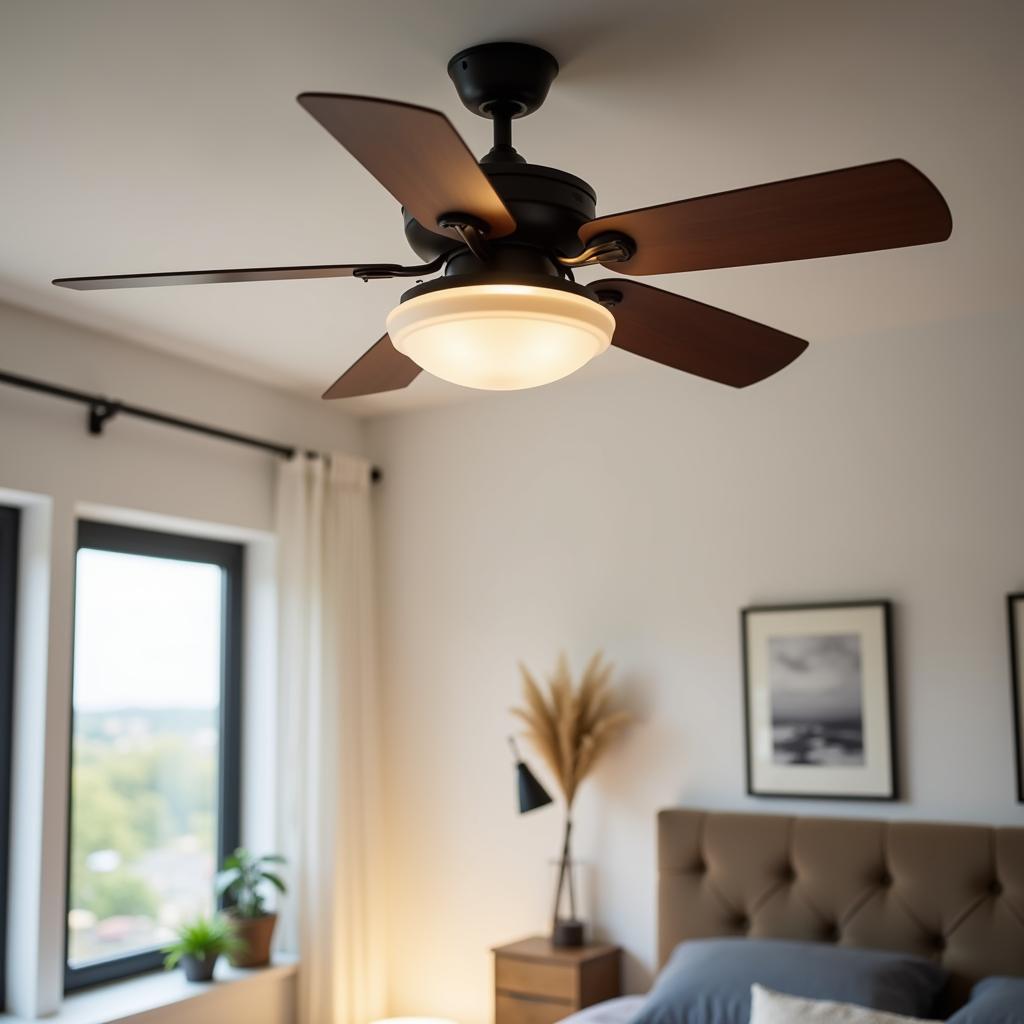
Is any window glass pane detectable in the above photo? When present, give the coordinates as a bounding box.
[68,547,224,968]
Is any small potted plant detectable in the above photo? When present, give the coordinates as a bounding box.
[163,914,243,982]
[217,848,287,967]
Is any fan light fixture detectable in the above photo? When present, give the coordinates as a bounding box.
[386,284,616,391]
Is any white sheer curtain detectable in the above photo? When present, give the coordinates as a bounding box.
[274,452,386,1024]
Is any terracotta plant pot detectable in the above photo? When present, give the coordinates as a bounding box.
[181,952,218,982]
[227,911,277,967]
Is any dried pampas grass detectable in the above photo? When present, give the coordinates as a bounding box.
[511,652,630,807]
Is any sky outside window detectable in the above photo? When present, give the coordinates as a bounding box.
[68,547,224,967]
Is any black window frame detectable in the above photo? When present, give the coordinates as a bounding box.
[65,520,243,991]
[0,506,20,1010]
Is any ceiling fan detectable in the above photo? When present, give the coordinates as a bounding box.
[54,42,952,398]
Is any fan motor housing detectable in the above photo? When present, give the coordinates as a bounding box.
[403,160,597,264]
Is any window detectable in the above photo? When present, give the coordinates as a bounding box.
[66,522,242,989]
[0,506,19,1008]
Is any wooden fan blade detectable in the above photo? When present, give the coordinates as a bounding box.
[297,93,516,241]
[322,334,421,399]
[53,265,366,290]
[594,278,807,387]
[581,160,951,276]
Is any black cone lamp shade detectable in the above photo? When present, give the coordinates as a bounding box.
[509,735,552,813]
[517,761,553,814]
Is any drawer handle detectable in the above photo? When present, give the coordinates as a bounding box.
[498,991,573,1006]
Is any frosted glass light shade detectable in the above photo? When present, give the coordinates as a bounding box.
[386,284,615,390]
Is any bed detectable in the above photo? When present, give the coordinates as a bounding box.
[570,808,1024,1022]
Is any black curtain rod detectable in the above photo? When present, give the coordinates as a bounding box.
[0,368,381,483]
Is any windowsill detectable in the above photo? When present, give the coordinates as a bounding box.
[0,956,298,1024]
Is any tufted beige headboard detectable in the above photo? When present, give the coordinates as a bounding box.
[658,809,1024,1009]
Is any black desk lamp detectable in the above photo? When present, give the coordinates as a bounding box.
[508,736,583,947]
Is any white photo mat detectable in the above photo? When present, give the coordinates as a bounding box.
[743,602,895,799]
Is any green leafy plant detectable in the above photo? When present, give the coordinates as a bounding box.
[216,848,287,919]
[162,914,243,969]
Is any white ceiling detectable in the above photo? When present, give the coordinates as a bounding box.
[1,0,1021,416]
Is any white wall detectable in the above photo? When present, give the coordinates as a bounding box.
[366,307,1024,1024]
[0,300,363,1018]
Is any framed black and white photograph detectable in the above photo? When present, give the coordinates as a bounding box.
[741,601,896,800]
[1008,593,1024,803]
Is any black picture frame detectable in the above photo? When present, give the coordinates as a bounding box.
[0,505,20,1010]
[1008,593,1024,803]
[741,600,897,801]
[64,520,243,991]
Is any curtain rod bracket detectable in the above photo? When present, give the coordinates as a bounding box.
[88,399,121,436]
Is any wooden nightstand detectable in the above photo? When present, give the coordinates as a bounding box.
[492,937,621,1024]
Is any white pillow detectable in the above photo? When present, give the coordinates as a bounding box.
[749,984,943,1024]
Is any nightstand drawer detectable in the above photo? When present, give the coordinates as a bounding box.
[496,957,576,1001]
[492,936,621,1024]
[496,993,573,1024]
